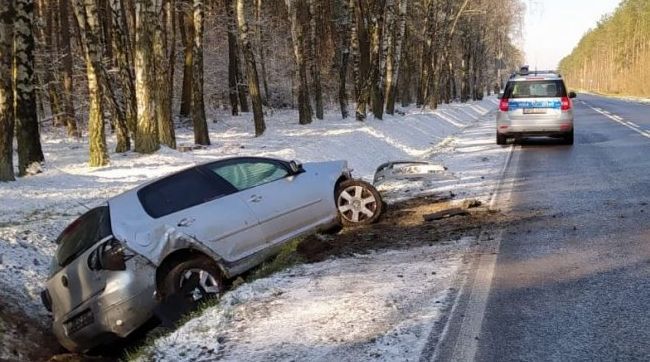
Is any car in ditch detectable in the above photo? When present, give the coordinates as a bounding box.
[40,156,383,352]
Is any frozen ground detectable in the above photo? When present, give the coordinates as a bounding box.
[0,98,508,360]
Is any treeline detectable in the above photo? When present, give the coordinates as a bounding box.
[0,0,523,182]
[559,0,650,96]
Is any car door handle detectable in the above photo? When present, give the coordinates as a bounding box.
[177,218,194,227]
[249,195,263,203]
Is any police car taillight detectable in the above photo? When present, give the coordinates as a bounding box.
[499,98,509,112]
[561,97,571,111]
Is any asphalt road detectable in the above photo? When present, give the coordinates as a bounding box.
[414,93,650,361]
[471,93,650,361]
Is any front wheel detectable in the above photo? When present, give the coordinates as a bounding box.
[335,180,384,226]
[160,256,223,307]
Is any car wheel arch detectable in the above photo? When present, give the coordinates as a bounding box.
[155,248,227,298]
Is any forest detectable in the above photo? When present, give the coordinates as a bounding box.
[0,0,524,182]
[559,0,650,97]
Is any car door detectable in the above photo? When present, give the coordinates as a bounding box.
[203,159,328,249]
[137,167,265,263]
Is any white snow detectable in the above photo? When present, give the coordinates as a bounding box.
[0,97,509,360]
[144,243,469,362]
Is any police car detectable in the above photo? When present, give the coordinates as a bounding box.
[497,66,576,145]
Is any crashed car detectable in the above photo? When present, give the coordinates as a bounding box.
[40,157,383,352]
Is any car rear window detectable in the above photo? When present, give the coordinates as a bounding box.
[504,80,567,99]
[137,167,236,218]
[54,206,112,271]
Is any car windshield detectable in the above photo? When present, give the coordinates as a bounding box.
[54,206,112,273]
[504,80,566,99]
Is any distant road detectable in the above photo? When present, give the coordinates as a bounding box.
[435,93,650,361]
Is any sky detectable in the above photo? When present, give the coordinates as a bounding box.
[524,0,622,70]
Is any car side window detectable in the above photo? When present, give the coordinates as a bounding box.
[138,168,236,218]
[209,161,289,191]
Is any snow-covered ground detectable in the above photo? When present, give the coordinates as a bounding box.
[0,98,509,360]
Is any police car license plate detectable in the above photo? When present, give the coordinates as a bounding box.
[523,108,547,114]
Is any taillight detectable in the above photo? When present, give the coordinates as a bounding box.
[499,98,509,112]
[561,97,571,111]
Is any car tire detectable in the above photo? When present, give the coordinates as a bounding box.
[496,133,507,145]
[160,255,223,308]
[563,130,574,145]
[335,179,384,227]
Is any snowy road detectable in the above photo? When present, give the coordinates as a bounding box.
[435,94,650,361]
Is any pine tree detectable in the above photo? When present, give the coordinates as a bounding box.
[191,0,210,145]
[14,0,45,175]
[236,0,265,136]
[0,0,15,181]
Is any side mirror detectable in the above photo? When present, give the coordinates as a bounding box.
[569,91,577,99]
[88,238,126,271]
[498,91,504,99]
[288,160,304,175]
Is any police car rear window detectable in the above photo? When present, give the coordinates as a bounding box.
[504,80,567,99]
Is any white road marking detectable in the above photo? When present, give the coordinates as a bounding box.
[432,144,517,362]
[589,106,650,139]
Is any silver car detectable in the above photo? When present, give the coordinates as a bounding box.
[40,157,383,352]
[497,68,576,145]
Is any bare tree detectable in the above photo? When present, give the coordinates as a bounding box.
[73,0,109,166]
[286,0,311,124]
[307,0,323,119]
[154,0,176,148]
[191,0,210,145]
[58,0,79,138]
[15,0,45,174]
[0,1,15,181]
[236,0,265,136]
[134,0,160,153]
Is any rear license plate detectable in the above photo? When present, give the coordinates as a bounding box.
[523,108,547,114]
[64,309,94,335]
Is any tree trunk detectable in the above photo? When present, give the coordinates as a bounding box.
[35,0,65,128]
[351,0,370,121]
[58,0,79,138]
[154,0,176,149]
[236,0,265,136]
[286,0,311,125]
[134,0,160,153]
[369,0,386,119]
[307,0,323,119]
[179,1,193,118]
[73,0,109,166]
[255,0,269,105]
[335,0,350,119]
[225,0,240,115]
[15,0,45,175]
[110,0,137,139]
[191,0,210,145]
[384,0,406,115]
[0,1,15,181]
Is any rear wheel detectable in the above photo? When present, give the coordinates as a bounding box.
[563,130,574,145]
[336,180,383,226]
[496,133,507,145]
